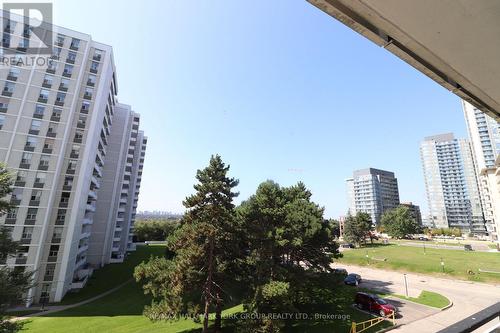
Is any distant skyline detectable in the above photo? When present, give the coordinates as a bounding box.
[50,0,468,218]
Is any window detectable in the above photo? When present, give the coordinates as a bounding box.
[0,98,9,111]
[30,190,42,202]
[26,208,37,220]
[59,78,69,90]
[77,114,86,128]
[21,227,33,239]
[8,67,20,80]
[66,51,76,63]
[21,152,32,166]
[52,46,62,58]
[52,227,63,239]
[49,245,59,257]
[81,101,90,112]
[87,74,96,86]
[18,38,29,49]
[39,155,50,168]
[63,64,73,76]
[39,89,49,102]
[70,38,80,49]
[56,92,66,104]
[34,104,45,117]
[74,130,83,143]
[67,160,77,172]
[70,145,80,158]
[6,208,18,219]
[43,74,53,86]
[84,87,93,99]
[90,61,99,72]
[43,139,54,152]
[51,108,62,120]
[5,20,17,33]
[55,210,66,224]
[25,136,38,149]
[47,60,57,72]
[63,176,73,186]
[47,122,57,136]
[0,114,4,129]
[56,34,64,46]
[30,119,41,133]
[16,170,27,183]
[93,49,103,61]
[35,172,46,185]
[3,81,15,94]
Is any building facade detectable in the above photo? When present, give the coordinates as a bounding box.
[463,100,500,241]
[420,133,485,234]
[0,14,146,304]
[346,168,400,225]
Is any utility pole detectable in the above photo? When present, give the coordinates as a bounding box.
[423,240,426,255]
[403,274,409,297]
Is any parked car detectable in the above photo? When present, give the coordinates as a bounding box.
[418,236,429,241]
[333,268,348,276]
[341,243,355,248]
[344,273,362,286]
[464,244,473,251]
[355,292,396,317]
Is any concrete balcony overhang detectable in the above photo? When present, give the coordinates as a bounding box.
[308,0,500,121]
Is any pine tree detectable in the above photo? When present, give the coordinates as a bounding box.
[135,155,239,332]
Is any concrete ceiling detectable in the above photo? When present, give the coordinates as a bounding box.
[308,0,500,121]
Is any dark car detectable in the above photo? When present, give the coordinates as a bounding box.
[355,292,396,317]
[418,236,429,241]
[341,243,355,248]
[333,268,348,276]
[344,273,361,286]
[464,244,473,251]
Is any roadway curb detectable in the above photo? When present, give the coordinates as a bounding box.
[440,300,453,311]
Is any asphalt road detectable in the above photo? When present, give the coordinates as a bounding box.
[334,263,500,332]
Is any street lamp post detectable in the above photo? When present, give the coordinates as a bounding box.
[440,257,445,273]
[423,240,426,255]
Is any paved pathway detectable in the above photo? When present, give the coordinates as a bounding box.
[9,279,132,321]
[334,263,500,332]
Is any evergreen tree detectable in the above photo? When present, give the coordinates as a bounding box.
[237,181,340,331]
[135,155,239,332]
[343,212,372,246]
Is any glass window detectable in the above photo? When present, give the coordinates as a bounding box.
[26,208,37,220]
[63,64,73,75]
[39,89,49,99]
[87,74,96,85]
[39,155,50,167]
[34,104,45,116]
[67,51,77,62]
[3,81,15,93]
[21,152,32,164]
[56,92,66,103]
[21,227,33,239]
[70,38,80,49]
[90,61,99,71]
[35,172,46,184]
[26,136,38,148]
[60,78,69,89]
[43,74,53,85]
[16,170,27,182]
[51,108,62,118]
[56,34,64,46]
[81,101,90,111]
[0,114,4,128]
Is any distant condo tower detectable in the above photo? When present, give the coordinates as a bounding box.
[346,168,400,226]
[420,133,484,234]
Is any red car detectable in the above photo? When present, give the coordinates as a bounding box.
[355,292,396,317]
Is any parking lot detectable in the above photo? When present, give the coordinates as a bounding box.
[354,296,440,326]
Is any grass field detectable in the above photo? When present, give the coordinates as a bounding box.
[339,243,500,283]
[392,291,450,309]
[22,245,392,333]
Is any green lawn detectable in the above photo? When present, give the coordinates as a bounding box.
[22,244,393,333]
[339,243,500,283]
[59,245,167,305]
[392,291,450,309]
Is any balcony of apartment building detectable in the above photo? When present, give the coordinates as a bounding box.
[111,242,120,253]
[85,202,96,213]
[90,175,100,190]
[109,253,124,264]
[93,164,103,178]
[70,274,89,290]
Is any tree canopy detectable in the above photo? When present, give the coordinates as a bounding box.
[342,212,372,246]
[381,206,422,238]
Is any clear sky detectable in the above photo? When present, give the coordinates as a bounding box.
[50,0,467,218]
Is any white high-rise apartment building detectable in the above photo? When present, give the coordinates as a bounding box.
[0,13,146,303]
[463,100,500,241]
[346,168,400,225]
[420,133,485,234]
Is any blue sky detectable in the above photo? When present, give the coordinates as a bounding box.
[51,0,467,218]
